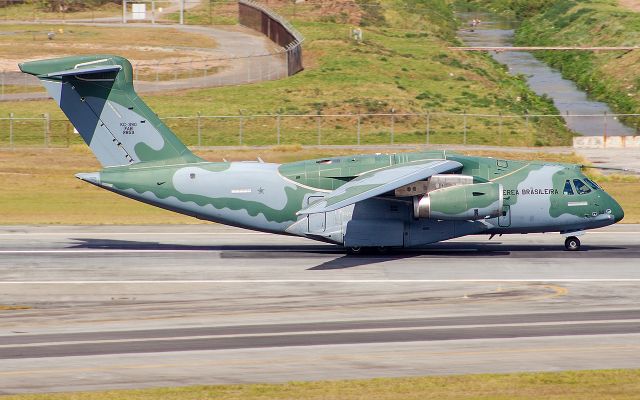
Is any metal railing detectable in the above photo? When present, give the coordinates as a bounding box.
[1,112,637,149]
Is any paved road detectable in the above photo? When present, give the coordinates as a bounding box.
[1,224,639,393]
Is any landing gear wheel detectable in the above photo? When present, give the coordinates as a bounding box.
[346,246,363,255]
[376,246,389,254]
[565,236,581,251]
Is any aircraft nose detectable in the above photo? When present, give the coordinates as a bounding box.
[608,195,624,223]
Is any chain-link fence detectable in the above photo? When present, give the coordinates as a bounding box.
[0,49,288,100]
[2,112,638,149]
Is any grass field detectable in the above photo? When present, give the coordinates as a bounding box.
[0,84,45,94]
[3,369,640,399]
[0,1,122,22]
[0,147,637,225]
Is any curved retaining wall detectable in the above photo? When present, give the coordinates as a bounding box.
[238,0,304,75]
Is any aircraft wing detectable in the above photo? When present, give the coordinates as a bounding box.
[298,159,462,214]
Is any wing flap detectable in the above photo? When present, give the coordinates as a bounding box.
[298,159,463,214]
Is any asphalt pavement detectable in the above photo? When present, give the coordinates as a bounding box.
[1,224,639,393]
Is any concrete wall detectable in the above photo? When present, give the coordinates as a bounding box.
[238,0,304,76]
[573,136,640,149]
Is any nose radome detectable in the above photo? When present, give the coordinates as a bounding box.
[609,196,624,223]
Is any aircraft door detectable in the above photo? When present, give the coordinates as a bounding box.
[307,196,326,232]
[498,205,511,227]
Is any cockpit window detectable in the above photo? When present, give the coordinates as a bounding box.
[573,179,592,195]
[563,180,574,195]
[584,178,601,190]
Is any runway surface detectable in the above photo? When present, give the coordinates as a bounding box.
[1,224,640,393]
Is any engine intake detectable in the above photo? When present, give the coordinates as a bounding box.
[413,182,503,220]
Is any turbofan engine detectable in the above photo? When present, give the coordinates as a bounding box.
[413,181,503,221]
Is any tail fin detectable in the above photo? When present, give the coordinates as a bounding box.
[20,55,201,167]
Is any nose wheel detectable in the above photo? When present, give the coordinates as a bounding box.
[564,236,581,251]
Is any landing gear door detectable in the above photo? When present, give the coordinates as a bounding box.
[307,196,326,232]
[498,205,511,227]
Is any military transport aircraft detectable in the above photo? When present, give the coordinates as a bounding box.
[20,55,624,253]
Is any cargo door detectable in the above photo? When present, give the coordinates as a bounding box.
[307,196,326,232]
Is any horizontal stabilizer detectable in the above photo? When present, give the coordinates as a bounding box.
[45,65,122,78]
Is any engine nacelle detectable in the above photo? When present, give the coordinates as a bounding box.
[413,182,503,220]
[394,174,473,197]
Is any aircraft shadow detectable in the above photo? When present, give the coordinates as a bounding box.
[310,242,625,270]
[68,238,341,255]
[69,238,626,271]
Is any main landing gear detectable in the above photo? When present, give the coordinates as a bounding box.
[346,246,390,255]
[564,236,581,251]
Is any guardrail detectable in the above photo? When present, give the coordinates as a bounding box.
[2,112,638,149]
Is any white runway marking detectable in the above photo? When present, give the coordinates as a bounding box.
[1,279,640,284]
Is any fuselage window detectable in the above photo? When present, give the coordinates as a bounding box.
[563,180,574,195]
[584,178,601,190]
[573,179,591,195]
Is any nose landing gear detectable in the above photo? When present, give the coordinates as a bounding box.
[564,236,581,251]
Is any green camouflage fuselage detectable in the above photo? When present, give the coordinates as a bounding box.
[80,150,623,247]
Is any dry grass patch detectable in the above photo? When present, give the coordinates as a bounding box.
[0,24,217,71]
[0,1,122,22]
[0,84,45,94]
[3,369,640,399]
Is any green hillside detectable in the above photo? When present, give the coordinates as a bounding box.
[0,0,572,146]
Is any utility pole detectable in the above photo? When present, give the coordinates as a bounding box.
[122,0,126,23]
[180,0,184,24]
